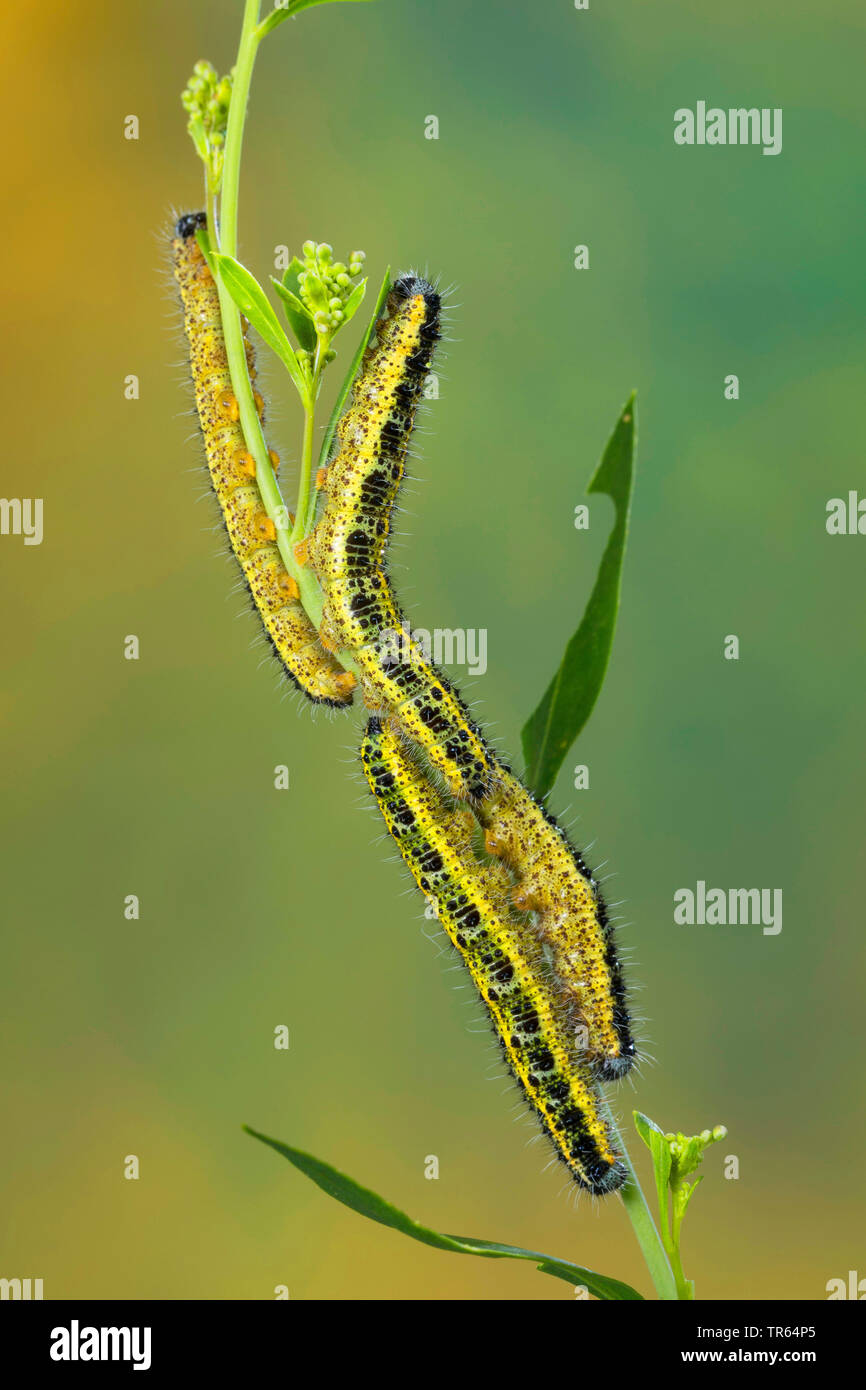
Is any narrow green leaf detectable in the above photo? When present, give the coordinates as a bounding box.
[213,252,308,399]
[633,1109,665,1148]
[281,256,306,299]
[677,1175,703,1222]
[270,275,317,352]
[243,1126,643,1300]
[316,265,390,474]
[340,276,367,327]
[194,225,216,277]
[257,0,376,41]
[634,1110,672,1238]
[521,394,637,799]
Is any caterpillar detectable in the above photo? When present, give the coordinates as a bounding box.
[172,225,632,1063]
[361,716,626,1196]
[481,773,636,1079]
[172,211,356,708]
[302,274,495,798]
[304,270,635,1075]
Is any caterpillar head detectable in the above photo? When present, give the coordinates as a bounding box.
[392,273,441,313]
[175,210,207,240]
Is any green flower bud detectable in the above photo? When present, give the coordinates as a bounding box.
[302,239,317,258]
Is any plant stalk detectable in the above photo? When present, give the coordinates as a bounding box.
[213,0,305,586]
[600,1100,679,1300]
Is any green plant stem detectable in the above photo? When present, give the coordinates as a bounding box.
[214,0,359,683]
[600,1100,678,1300]
[665,1203,694,1299]
[292,394,317,547]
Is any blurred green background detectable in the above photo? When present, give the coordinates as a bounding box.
[2,0,864,1300]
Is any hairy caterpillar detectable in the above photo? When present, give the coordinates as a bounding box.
[302,275,494,797]
[304,270,635,1074]
[172,211,356,708]
[481,773,636,1079]
[361,717,626,1195]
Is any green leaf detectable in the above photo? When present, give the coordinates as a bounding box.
[521,394,637,799]
[243,1126,643,1300]
[213,252,308,399]
[632,1109,665,1148]
[257,0,376,41]
[316,265,391,476]
[194,225,216,277]
[270,275,317,353]
[634,1110,672,1239]
[675,1176,703,1224]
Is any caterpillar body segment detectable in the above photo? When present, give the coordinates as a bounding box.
[361,716,626,1196]
[172,212,355,708]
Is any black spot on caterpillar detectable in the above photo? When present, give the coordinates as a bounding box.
[172,213,356,708]
[361,716,626,1195]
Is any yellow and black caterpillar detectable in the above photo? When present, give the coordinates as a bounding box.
[303,273,635,1077]
[361,718,626,1195]
[174,227,635,1186]
[482,772,635,1079]
[172,212,356,708]
[303,275,495,800]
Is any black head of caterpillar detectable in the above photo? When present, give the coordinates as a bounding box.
[176,210,208,240]
[171,214,356,709]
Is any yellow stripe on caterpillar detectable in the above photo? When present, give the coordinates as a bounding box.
[361,715,626,1196]
[172,212,355,708]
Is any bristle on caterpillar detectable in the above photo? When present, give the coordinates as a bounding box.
[306,275,493,792]
[171,212,356,708]
[361,716,626,1196]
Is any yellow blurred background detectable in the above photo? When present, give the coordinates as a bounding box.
[1,0,864,1299]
